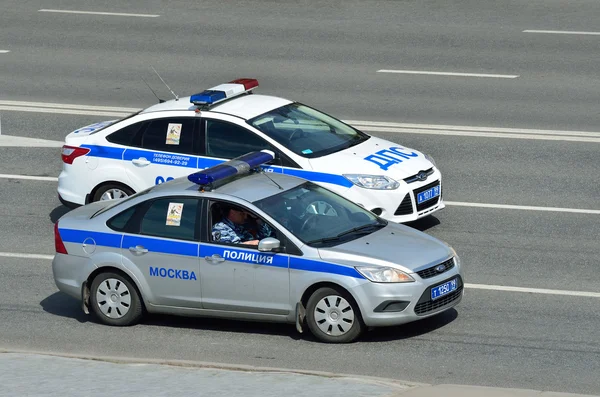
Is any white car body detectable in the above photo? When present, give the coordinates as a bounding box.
[58,80,445,223]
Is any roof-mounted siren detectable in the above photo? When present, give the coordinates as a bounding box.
[190,78,259,106]
[188,149,275,187]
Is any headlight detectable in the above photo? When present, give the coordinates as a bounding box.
[448,246,461,267]
[424,153,437,167]
[343,174,399,190]
[355,266,414,283]
[453,253,461,267]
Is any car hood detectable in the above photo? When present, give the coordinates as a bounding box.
[317,222,454,274]
[307,136,434,180]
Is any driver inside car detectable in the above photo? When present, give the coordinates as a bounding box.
[212,205,273,246]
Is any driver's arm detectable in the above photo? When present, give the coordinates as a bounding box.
[212,222,242,244]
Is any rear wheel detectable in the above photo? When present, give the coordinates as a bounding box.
[305,287,364,343]
[92,183,134,202]
[89,272,143,326]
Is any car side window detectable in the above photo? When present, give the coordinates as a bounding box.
[204,119,300,168]
[205,120,272,159]
[140,118,196,154]
[106,206,137,231]
[208,201,280,248]
[139,198,200,241]
[106,121,148,146]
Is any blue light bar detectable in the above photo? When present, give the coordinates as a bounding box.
[188,150,275,186]
[190,90,227,105]
[190,79,259,106]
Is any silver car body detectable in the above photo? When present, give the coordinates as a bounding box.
[53,170,463,330]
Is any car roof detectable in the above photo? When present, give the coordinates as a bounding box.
[151,171,306,203]
[140,94,292,121]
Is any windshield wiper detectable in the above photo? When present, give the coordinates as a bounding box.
[306,236,344,245]
[306,222,386,245]
[335,222,386,238]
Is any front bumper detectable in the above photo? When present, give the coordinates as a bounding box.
[350,268,463,327]
[341,168,445,223]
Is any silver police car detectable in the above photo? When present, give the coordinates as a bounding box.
[52,150,464,343]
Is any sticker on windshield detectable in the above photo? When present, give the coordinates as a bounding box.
[166,202,184,226]
[166,123,182,145]
[302,149,313,154]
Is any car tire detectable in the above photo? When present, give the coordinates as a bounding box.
[92,183,134,202]
[305,287,365,343]
[89,272,143,326]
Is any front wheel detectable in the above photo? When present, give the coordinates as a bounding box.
[89,272,143,326]
[305,287,365,343]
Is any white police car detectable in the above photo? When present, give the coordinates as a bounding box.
[52,151,463,343]
[58,78,444,223]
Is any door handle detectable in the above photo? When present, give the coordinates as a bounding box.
[132,158,150,166]
[129,245,149,254]
[205,254,225,263]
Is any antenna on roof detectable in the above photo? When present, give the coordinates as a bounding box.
[151,66,179,101]
[260,169,284,190]
[141,75,165,103]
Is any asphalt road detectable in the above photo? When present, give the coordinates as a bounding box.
[1,0,600,130]
[0,1,599,396]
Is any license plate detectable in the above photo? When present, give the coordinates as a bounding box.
[431,278,457,300]
[417,185,440,204]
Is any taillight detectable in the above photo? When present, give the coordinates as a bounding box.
[54,222,68,254]
[61,145,90,165]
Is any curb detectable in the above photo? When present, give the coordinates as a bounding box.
[2,349,598,397]
[0,348,425,392]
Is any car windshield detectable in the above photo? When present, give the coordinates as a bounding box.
[247,103,370,158]
[253,182,387,247]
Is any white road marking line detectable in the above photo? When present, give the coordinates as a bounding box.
[0,105,131,118]
[465,283,600,298]
[0,100,140,112]
[0,174,58,181]
[0,252,54,260]
[2,173,599,215]
[345,120,600,138]
[523,30,600,36]
[377,69,520,79]
[2,100,599,142]
[38,9,159,18]
[445,201,600,215]
[2,250,598,298]
[355,125,600,143]
[0,135,64,148]
[0,50,10,54]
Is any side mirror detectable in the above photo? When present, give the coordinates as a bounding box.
[258,237,281,252]
[267,155,282,166]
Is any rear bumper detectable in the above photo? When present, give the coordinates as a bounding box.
[57,169,88,207]
[58,193,81,209]
[52,253,98,301]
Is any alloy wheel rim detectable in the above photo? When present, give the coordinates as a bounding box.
[100,188,129,201]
